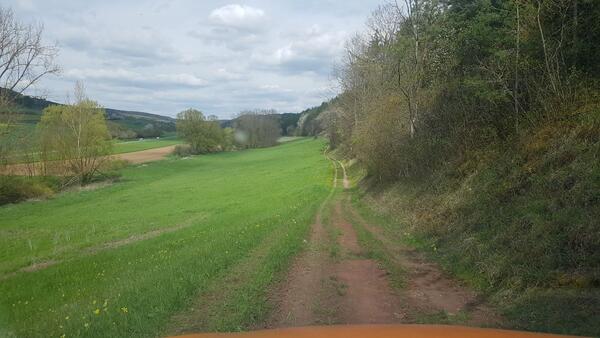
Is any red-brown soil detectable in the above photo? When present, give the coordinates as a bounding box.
[267,159,500,329]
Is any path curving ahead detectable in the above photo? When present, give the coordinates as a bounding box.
[267,156,501,328]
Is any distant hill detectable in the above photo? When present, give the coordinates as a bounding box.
[1,88,176,139]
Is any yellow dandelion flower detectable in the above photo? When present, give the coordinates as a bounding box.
[93,309,100,315]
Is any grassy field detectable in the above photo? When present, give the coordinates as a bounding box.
[113,137,182,154]
[0,138,331,337]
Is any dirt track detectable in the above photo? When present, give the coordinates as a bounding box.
[267,158,500,328]
[0,145,176,175]
[116,145,177,164]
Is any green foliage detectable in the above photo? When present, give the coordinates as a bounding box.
[38,98,113,184]
[233,111,281,148]
[505,288,600,336]
[328,0,600,181]
[327,1,600,334]
[176,109,228,154]
[0,176,58,205]
[279,113,300,136]
[107,121,137,139]
[172,144,194,157]
[296,101,332,136]
[0,138,329,337]
[351,109,600,335]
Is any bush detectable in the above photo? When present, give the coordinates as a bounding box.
[0,176,58,205]
[173,144,194,157]
[97,159,128,181]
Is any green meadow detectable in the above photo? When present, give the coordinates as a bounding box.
[0,138,331,337]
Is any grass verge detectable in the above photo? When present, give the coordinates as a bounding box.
[0,138,330,338]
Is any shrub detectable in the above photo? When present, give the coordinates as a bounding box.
[173,144,193,157]
[97,159,128,181]
[0,176,58,205]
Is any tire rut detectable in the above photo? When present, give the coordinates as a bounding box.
[345,198,502,326]
[269,157,501,329]
[268,158,405,327]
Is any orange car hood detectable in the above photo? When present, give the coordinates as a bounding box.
[172,324,582,338]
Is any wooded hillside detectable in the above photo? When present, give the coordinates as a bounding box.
[316,0,600,334]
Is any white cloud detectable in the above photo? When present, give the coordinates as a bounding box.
[209,4,266,29]
[7,0,382,117]
[256,25,347,75]
[15,0,34,10]
[259,84,281,90]
[214,68,245,81]
[65,68,207,88]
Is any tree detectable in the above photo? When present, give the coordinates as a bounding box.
[37,83,112,184]
[233,110,281,148]
[0,6,59,164]
[176,108,224,154]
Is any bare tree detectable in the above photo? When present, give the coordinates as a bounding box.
[233,109,281,148]
[0,6,59,94]
[0,6,59,164]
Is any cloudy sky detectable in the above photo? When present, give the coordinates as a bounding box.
[7,0,381,118]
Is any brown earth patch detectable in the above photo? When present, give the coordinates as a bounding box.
[333,202,362,256]
[266,212,339,328]
[345,203,502,326]
[267,159,405,328]
[0,145,176,176]
[330,198,405,324]
[116,145,176,164]
[267,159,341,327]
[267,158,341,328]
[335,259,405,324]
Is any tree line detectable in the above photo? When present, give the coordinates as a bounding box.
[317,0,599,181]
[174,108,282,156]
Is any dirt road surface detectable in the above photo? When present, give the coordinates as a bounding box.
[115,145,177,164]
[267,158,500,328]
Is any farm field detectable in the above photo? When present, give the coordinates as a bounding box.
[0,138,331,337]
[2,136,182,166]
[113,137,182,154]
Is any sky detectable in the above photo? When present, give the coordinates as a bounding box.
[6,0,381,118]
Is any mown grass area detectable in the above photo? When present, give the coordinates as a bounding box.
[112,137,182,154]
[0,138,331,337]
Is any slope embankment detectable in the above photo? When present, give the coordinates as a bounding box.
[347,117,600,336]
